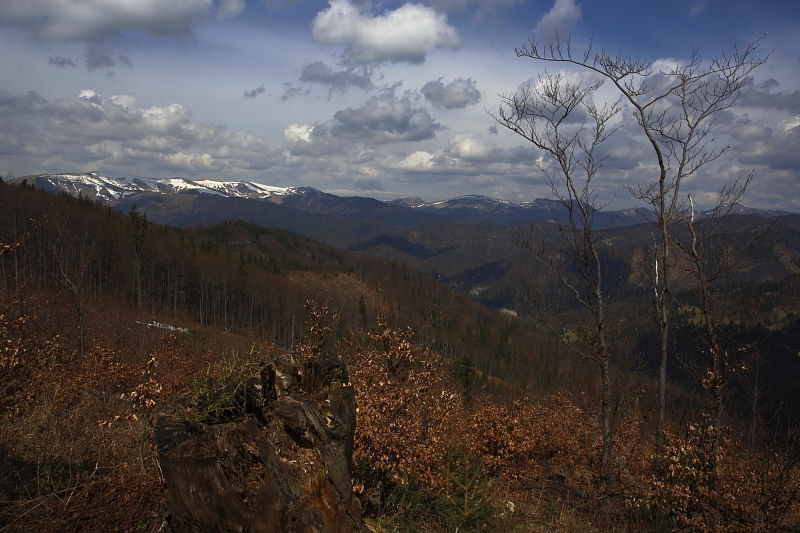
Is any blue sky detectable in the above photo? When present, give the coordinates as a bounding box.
[1,0,799,210]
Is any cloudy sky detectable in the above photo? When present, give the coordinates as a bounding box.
[1,0,799,209]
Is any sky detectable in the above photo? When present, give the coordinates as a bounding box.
[1,0,799,210]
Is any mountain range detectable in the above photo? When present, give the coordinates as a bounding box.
[14,172,651,230]
[13,172,798,310]
[18,172,793,227]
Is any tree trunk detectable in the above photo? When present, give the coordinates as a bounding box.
[601,356,613,493]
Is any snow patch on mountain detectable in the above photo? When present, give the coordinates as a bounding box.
[26,172,305,202]
[194,179,295,199]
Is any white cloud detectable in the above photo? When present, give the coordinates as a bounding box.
[311,0,461,64]
[443,132,504,162]
[282,123,336,156]
[396,151,435,171]
[782,115,800,131]
[532,0,581,43]
[0,89,286,177]
[386,132,538,180]
[0,0,223,41]
[284,91,444,156]
[163,151,214,169]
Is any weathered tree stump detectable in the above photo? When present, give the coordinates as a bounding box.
[154,357,361,532]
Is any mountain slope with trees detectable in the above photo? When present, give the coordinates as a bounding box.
[1,180,800,532]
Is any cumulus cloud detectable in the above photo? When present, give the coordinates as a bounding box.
[396,151,435,171]
[311,0,461,64]
[331,91,443,143]
[740,82,800,112]
[532,0,581,44]
[443,132,505,162]
[283,91,443,156]
[283,124,337,156]
[422,77,481,109]
[390,132,538,175]
[244,85,266,99]
[299,61,373,92]
[442,133,539,166]
[0,88,285,177]
[730,119,800,171]
[0,0,236,41]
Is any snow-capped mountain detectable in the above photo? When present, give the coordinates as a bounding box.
[19,172,581,226]
[411,194,563,213]
[12,172,790,233]
[388,194,561,211]
[12,171,653,229]
[16,172,301,203]
[386,194,647,226]
[192,179,296,200]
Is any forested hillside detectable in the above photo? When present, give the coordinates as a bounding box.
[2,181,800,532]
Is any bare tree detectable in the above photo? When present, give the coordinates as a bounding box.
[494,72,622,492]
[50,217,99,359]
[677,176,775,493]
[509,34,768,473]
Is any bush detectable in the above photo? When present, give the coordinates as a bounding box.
[187,349,256,424]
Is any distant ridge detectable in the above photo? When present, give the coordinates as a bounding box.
[12,172,794,231]
[15,172,303,203]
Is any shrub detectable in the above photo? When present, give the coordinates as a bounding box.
[436,443,495,532]
[187,348,257,424]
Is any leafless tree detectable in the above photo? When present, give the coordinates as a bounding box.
[677,176,776,494]
[494,72,622,492]
[507,34,768,473]
[50,218,99,359]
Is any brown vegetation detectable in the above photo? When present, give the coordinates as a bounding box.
[1,182,799,532]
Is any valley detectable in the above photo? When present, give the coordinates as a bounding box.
[2,176,800,532]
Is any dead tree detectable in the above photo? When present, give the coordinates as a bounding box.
[495,72,622,493]
[677,176,774,493]
[509,34,768,473]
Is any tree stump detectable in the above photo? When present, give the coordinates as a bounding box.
[154,357,361,532]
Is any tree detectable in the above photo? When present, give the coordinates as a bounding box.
[676,177,775,495]
[505,34,767,474]
[494,72,622,492]
[127,204,149,314]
